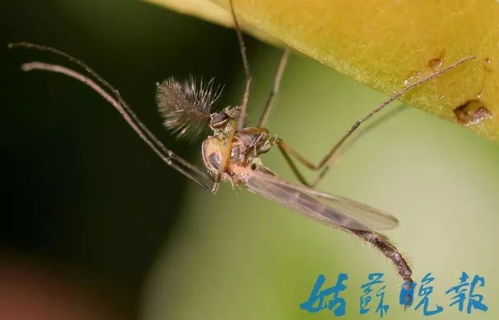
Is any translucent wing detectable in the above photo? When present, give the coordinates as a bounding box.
[243,169,398,231]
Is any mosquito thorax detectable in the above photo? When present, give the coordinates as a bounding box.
[201,133,272,185]
[203,101,280,182]
[202,124,276,182]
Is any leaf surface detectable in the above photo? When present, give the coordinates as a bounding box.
[147,0,499,140]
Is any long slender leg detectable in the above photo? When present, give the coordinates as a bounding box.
[276,139,329,187]
[226,0,253,185]
[276,140,313,186]
[228,0,253,131]
[257,48,290,127]
[9,42,214,191]
[274,55,475,186]
[9,42,175,169]
[18,61,215,192]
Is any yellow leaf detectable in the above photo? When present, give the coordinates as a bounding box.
[146,0,499,141]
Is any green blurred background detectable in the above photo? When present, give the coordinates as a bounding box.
[1,1,498,320]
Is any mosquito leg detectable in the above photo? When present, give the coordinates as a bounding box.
[274,56,475,186]
[19,61,215,191]
[276,140,313,186]
[9,43,172,170]
[228,0,253,131]
[310,167,331,187]
[257,48,290,127]
[276,138,319,170]
[275,138,324,186]
[276,138,332,187]
[9,42,216,190]
[309,55,476,186]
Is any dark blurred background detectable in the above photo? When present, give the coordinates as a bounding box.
[0,0,247,318]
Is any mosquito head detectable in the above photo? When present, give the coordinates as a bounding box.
[209,106,241,132]
[156,76,223,140]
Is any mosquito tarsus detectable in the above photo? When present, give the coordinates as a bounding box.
[9,0,475,306]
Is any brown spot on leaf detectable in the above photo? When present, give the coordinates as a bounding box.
[427,57,442,69]
[453,99,492,125]
[427,50,445,69]
[484,57,494,72]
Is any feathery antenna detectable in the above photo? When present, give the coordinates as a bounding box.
[156,76,223,139]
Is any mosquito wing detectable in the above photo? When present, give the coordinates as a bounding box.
[243,170,398,231]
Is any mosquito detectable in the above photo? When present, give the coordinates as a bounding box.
[9,0,474,305]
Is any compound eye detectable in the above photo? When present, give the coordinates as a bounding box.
[210,112,229,128]
[208,152,220,170]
